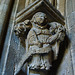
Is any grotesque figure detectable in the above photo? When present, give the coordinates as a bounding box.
[14,12,66,74]
[27,12,52,70]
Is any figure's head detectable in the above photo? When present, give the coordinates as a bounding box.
[31,12,48,26]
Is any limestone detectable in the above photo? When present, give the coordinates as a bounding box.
[14,12,66,75]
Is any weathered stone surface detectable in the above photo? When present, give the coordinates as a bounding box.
[57,0,75,75]
[14,12,66,75]
[66,0,74,16]
[57,0,65,16]
[0,0,14,59]
[67,11,75,75]
[0,0,75,75]
[0,0,21,75]
[17,0,25,13]
[15,0,65,25]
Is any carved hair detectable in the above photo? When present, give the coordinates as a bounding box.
[31,12,47,25]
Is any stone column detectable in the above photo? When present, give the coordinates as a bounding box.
[57,0,65,16]
[25,0,30,7]
[30,0,33,4]
[66,0,75,74]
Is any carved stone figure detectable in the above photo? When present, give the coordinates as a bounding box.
[14,12,66,74]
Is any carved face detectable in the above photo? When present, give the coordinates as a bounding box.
[31,12,47,26]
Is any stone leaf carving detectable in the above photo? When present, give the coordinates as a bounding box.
[14,12,66,74]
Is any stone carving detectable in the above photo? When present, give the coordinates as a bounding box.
[14,12,66,74]
[14,20,31,37]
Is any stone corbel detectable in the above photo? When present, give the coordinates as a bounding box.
[14,0,66,75]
